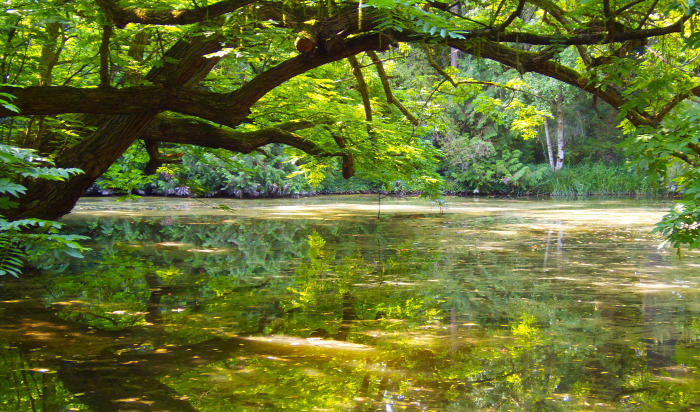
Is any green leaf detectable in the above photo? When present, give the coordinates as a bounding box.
[0,178,26,197]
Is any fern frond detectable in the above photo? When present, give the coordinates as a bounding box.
[0,234,25,277]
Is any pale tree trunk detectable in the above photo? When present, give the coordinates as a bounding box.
[555,89,565,171]
[449,4,460,68]
[543,117,555,170]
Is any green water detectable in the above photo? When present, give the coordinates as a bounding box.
[1,196,699,411]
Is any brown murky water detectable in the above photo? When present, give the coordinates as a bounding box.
[1,196,699,411]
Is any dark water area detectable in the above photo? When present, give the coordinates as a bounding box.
[1,196,699,411]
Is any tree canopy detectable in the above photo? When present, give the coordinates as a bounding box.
[1,0,699,245]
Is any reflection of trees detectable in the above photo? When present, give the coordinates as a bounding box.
[1,212,699,410]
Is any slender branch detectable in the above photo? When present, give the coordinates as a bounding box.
[603,0,617,40]
[688,141,700,157]
[440,6,490,28]
[671,151,698,167]
[330,134,355,178]
[474,17,687,45]
[495,0,526,32]
[366,51,418,125]
[636,0,660,30]
[524,0,580,25]
[603,0,612,19]
[616,0,649,14]
[655,85,700,122]
[490,0,508,27]
[347,54,372,121]
[143,140,184,175]
[424,46,458,88]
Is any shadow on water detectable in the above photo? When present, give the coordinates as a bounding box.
[1,196,699,411]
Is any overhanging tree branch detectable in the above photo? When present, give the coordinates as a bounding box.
[94,0,257,28]
[476,18,687,45]
[140,114,343,159]
[448,38,657,127]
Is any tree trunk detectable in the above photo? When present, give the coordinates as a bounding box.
[12,110,161,220]
[543,117,555,170]
[8,36,222,221]
[555,89,565,171]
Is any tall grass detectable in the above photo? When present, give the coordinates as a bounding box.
[540,163,666,197]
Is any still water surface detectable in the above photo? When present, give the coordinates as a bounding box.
[1,196,699,411]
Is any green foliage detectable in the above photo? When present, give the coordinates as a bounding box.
[97,144,157,196]
[366,0,467,39]
[654,202,700,250]
[0,92,19,114]
[96,143,315,197]
[541,163,662,197]
[0,144,88,276]
[623,105,700,249]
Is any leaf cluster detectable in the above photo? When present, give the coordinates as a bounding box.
[0,144,87,276]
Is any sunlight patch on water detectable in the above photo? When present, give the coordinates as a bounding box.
[242,335,376,353]
[187,248,226,253]
[634,282,691,290]
[157,242,188,247]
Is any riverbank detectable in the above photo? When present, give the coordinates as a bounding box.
[90,163,676,200]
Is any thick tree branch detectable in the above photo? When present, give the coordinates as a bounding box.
[8,36,224,221]
[0,86,162,117]
[140,115,341,159]
[230,33,391,114]
[94,0,256,29]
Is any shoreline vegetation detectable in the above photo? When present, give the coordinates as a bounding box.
[89,162,677,201]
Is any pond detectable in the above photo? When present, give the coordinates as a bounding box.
[1,196,699,411]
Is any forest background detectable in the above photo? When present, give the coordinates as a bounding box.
[91,45,662,200]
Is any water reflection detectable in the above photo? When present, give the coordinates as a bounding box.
[1,196,699,410]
